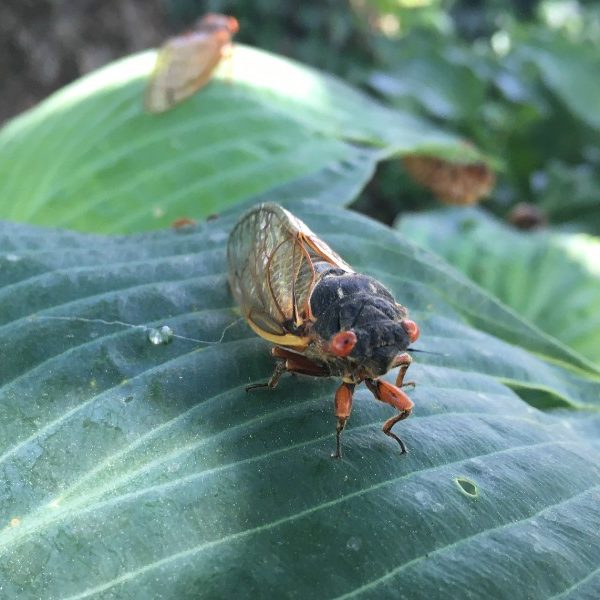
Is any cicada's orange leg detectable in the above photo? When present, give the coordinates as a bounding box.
[391,352,415,389]
[246,347,329,392]
[245,360,287,391]
[333,382,355,459]
[365,378,414,454]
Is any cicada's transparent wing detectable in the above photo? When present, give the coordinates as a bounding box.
[227,204,352,347]
[227,205,309,343]
[145,18,235,114]
[145,33,224,113]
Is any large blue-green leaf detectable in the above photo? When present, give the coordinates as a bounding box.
[397,206,600,366]
[0,202,599,599]
[0,45,469,234]
[369,34,489,122]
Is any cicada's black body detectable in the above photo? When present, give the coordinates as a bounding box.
[308,266,412,381]
[227,203,420,458]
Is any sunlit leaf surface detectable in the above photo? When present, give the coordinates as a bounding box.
[0,46,468,234]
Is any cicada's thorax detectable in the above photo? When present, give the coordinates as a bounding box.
[304,264,412,383]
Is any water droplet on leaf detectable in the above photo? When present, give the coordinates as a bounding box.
[148,325,174,345]
[346,536,362,551]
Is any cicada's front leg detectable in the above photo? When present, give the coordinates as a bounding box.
[391,352,415,389]
[365,378,414,454]
[246,347,329,392]
[333,382,355,459]
[245,360,287,392]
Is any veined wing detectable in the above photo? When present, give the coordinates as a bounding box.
[227,204,352,347]
[145,30,229,113]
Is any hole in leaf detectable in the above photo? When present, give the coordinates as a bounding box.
[454,477,479,498]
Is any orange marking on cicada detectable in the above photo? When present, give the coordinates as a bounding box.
[392,352,414,389]
[402,319,420,343]
[333,382,355,459]
[202,14,239,35]
[365,378,413,454]
[328,331,357,357]
[374,379,414,412]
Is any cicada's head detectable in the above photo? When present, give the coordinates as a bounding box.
[197,13,239,34]
[310,272,419,379]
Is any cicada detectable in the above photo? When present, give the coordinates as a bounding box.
[227,204,420,458]
[145,13,239,113]
[402,154,495,205]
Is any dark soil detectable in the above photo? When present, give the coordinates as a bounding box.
[0,0,171,124]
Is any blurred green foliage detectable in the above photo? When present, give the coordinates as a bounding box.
[397,206,600,364]
[166,0,377,84]
[159,0,600,365]
[163,0,600,228]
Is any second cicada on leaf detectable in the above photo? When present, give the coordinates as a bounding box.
[227,204,420,458]
[145,13,239,113]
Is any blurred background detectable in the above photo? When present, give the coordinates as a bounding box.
[2,0,599,228]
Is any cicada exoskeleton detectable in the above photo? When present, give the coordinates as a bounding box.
[402,154,495,205]
[145,13,239,113]
[227,204,420,458]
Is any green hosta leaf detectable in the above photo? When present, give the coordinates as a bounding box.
[397,207,600,366]
[369,35,488,122]
[1,202,599,599]
[536,160,600,235]
[0,45,468,234]
[515,29,600,130]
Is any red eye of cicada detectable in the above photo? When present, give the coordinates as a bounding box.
[329,331,357,357]
[402,320,420,343]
